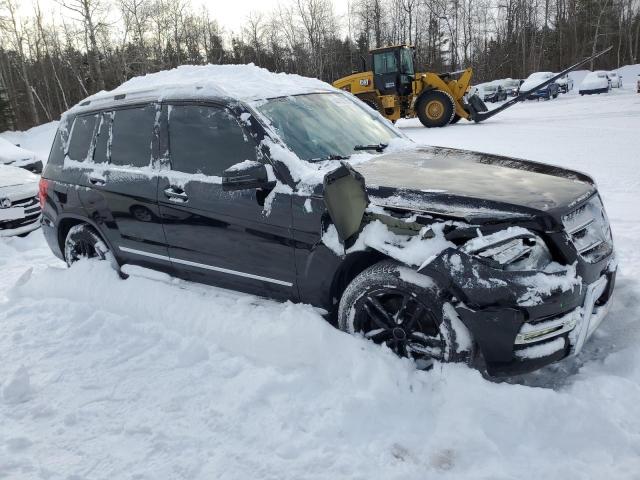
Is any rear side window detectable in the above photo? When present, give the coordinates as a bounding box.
[110,105,155,167]
[168,105,257,177]
[67,114,98,161]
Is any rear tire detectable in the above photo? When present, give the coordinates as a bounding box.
[338,261,473,368]
[64,224,114,268]
[416,90,456,128]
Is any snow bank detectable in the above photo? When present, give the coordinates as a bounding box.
[0,251,639,479]
[0,121,58,164]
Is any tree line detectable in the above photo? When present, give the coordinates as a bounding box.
[0,0,638,131]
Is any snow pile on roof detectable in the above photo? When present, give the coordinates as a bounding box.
[85,63,336,105]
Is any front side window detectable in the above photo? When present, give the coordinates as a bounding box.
[373,52,397,75]
[67,114,98,161]
[400,48,414,75]
[168,105,257,177]
[256,93,402,161]
[110,105,155,168]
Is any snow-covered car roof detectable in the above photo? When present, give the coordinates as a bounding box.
[0,137,37,164]
[67,64,338,116]
[0,163,39,188]
[525,71,553,80]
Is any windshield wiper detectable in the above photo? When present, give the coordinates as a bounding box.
[311,154,350,162]
[354,143,388,152]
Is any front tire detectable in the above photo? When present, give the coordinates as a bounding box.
[416,90,456,128]
[338,261,473,368]
[64,224,113,267]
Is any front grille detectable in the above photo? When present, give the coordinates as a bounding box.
[563,195,612,263]
[0,195,41,230]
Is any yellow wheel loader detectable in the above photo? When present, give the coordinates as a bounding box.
[333,45,613,128]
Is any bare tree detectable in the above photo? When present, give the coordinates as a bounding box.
[0,0,40,124]
[59,0,107,90]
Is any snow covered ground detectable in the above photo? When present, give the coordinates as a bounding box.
[1,83,640,479]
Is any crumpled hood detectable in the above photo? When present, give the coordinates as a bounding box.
[354,147,596,221]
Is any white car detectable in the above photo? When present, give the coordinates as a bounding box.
[607,71,623,88]
[499,78,522,96]
[555,74,574,93]
[0,164,41,237]
[579,71,611,95]
[0,137,43,173]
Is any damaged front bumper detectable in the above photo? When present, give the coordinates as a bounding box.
[422,249,616,376]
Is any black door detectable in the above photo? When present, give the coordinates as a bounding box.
[372,50,400,95]
[158,103,297,300]
[70,105,169,270]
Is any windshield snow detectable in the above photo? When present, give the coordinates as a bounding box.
[256,93,401,161]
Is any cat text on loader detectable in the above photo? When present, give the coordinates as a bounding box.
[333,44,613,128]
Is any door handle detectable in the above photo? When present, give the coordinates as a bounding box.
[164,186,189,203]
[89,176,106,186]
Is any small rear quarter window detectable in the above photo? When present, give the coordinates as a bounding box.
[67,114,98,161]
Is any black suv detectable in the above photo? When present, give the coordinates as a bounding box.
[40,68,616,376]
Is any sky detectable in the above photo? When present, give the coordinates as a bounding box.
[21,0,349,37]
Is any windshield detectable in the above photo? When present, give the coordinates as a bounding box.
[256,93,401,161]
[373,52,397,74]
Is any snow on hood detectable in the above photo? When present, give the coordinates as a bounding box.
[0,164,39,188]
[76,64,337,111]
[0,137,37,164]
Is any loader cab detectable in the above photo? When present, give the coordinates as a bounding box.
[370,45,415,97]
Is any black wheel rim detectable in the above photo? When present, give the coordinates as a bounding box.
[354,287,446,365]
[70,238,97,263]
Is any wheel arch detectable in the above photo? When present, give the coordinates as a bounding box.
[328,249,388,320]
[56,215,114,261]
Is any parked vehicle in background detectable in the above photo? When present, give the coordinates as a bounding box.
[500,78,522,96]
[39,64,616,376]
[607,71,623,88]
[579,71,611,95]
[484,83,508,102]
[520,72,560,100]
[0,137,43,173]
[637,74,640,93]
[0,164,41,237]
[555,74,574,93]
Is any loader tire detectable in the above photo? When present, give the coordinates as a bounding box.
[362,100,379,112]
[450,114,461,124]
[416,90,456,128]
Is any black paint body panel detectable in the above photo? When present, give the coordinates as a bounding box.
[40,95,616,376]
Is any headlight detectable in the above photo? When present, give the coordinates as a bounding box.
[462,227,552,271]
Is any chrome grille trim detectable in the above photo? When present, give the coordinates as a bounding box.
[563,195,613,263]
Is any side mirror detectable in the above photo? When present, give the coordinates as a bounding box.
[222,161,275,192]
